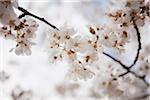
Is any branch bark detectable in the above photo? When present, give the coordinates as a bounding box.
[17,6,59,30]
[129,21,142,68]
[103,52,129,70]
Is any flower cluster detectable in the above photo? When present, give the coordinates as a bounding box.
[108,0,150,27]
[90,73,148,100]
[47,24,104,80]
[98,0,150,53]
[14,18,38,55]
[67,62,95,81]
[47,22,129,80]
[0,0,39,55]
[99,26,129,53]
[47,0,150,81]
[95,0,150,54]
[47,1,150,94]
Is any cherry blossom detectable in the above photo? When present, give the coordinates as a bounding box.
[14,18,39,55]
[0,0,19,25]
[0,18,39,55]
[99,28,129,53]
[67,62,95,81]
[0,0,39,56]
[47,24,103,80]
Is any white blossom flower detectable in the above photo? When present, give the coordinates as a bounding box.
[65,36,92,53]
[13,18,38,55]
[108,0,149,27]
[99,28,129,53]
[82,51,99,65]
[0,0,19,25]
[85,25,104,53]
[48,48,63,64]
[67,62,95,81]
[0,26,15,39]
[0,18,39,56]
[15,42,32,56]
[48,24,76,45]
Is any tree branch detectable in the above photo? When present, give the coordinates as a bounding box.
[103,21,149,86]
[17,6,59,30]
[103,52,129,70]
[129,21,142,68]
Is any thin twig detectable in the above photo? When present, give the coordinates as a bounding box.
[129,21,142,68]
[119,70,149,86]
[103,52,129,70]
[117,21,143,77]
[17,6,59,30]
[118,71,129,77]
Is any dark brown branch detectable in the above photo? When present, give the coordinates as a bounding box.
[117,21,143,77]
[103,52,129,70]
[118,71,129,77]
[119,70,149,86]
[130,71,149,86]
[129,21,142,68]
[17,6,59,30]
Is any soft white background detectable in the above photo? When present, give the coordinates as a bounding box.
[1,0,150,100]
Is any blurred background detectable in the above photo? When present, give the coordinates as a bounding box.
[1,0,150,100]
